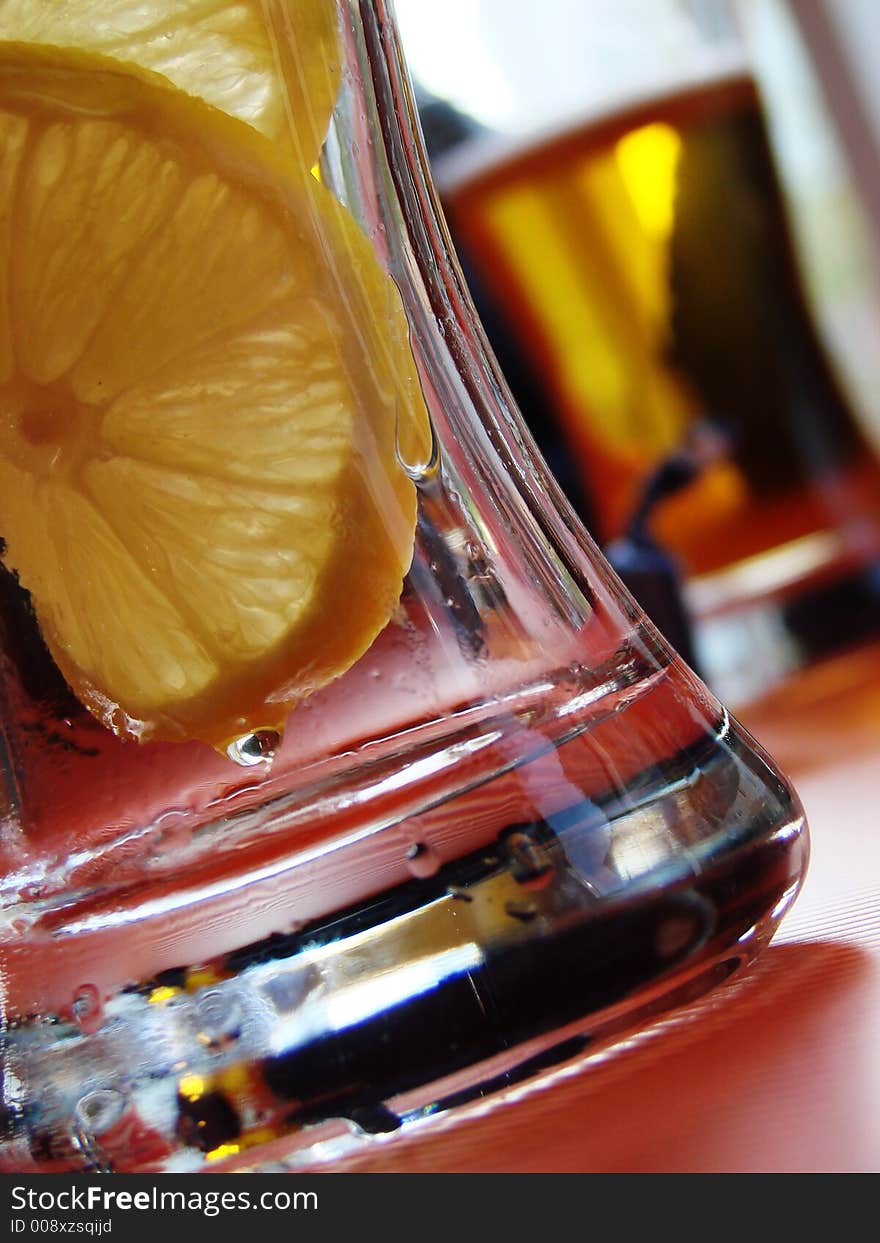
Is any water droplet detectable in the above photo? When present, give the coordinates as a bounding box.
[227,729,281,767]
[405,841,440,878]
[399,417,440,485]
[75,1088,127,1136]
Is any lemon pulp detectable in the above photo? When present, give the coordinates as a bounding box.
[0,44,428,747]
[0,0,342,165]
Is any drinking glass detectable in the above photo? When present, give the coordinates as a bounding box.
[0,0,807,1173]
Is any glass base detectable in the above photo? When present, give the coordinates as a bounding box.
[0,661,807,1173]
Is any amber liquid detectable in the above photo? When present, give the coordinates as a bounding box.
[441,77,880,580]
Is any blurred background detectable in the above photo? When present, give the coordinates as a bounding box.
[394,0,880,710]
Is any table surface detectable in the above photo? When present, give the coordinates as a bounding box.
[317,641,880,1174]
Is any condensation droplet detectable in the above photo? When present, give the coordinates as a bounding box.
[399,414,440,485]
[227,729,281,767]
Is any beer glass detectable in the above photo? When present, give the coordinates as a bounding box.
[422,0,880,706]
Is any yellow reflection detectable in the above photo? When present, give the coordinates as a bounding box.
[615,122,682,240]
[178,1074,207,1102]
[186,967,220,990]
[148,985,181,1005]
[206,1142,241,1162]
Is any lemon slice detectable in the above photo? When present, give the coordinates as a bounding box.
[0,0,342,165]
[0,45,428,747]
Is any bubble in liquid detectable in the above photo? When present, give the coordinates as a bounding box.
[405,841,440,878]
[227,729,281,767]
[75,1088,127,1136]
[72,984,103,1034]
[195,990,243,1043]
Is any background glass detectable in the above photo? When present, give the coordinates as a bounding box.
[401,0,880,706]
